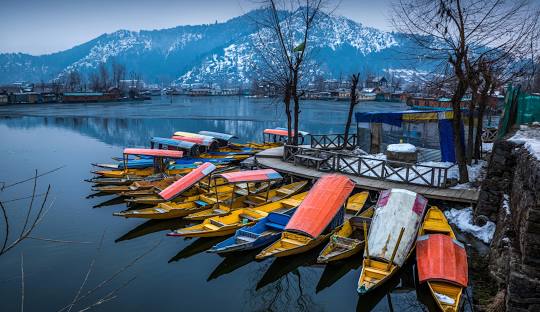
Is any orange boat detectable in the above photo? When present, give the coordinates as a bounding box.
[416,207,468,312]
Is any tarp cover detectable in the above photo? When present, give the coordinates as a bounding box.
[355,109,452,127]
[198,131,237,141]
[417,234,468,287]
[219,169,282,183]
[151,137,196,149]
[285,174,354,238]
[123,148,183,158]
[159,162,216,200]
[172,135,215,147]
[366,189,428,267]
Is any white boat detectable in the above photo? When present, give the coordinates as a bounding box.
[357,188,428,294]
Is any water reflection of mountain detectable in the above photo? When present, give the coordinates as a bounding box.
[0,97,407,147]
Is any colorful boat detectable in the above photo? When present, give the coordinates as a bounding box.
[181,169,284,221]
[255,174,355,260]
[92,148,185,178]
[208,209,296,254]
[183,180,306,221]
[168,191,307,237]
[357,189,428,294]
[92,175,182,194]
[317,202,373,263]
[417,207,468,312]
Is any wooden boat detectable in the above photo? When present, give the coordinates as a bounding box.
[208,209,295,254]
[183,180,307,221]
[416,207,468,312]
[168,191,307,238]
[317,203,374,263]
[357,189,428,294]
[255,174,355,260]
[92,175,181,194]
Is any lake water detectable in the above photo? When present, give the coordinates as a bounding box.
[0,96,469,311]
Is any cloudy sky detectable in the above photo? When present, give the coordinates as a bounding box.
[0,0,392,55]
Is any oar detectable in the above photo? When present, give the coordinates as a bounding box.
[387,227,405,271]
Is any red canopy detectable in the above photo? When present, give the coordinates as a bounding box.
[417,234,468,287]
[123,148,183,158]
[285,174,355,238]
[219,169,282,183]
[159,162,216,200]
[172,135,214,147]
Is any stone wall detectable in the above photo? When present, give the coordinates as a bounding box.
[475,132,540,311]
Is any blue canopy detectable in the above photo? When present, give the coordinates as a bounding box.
[151,137,196,150]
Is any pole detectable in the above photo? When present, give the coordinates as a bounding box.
[265,181,270,202]
[387,227,405,271]
[230,183,236,209]
[363,221,370,266]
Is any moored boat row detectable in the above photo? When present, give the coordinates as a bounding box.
[86,128,468,311]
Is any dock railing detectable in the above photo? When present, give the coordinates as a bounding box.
[310,134,358,150]
[283,145,455,188]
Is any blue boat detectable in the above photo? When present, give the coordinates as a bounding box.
[208,210,295,254]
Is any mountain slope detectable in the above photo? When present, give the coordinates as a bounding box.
[0,9,428,85]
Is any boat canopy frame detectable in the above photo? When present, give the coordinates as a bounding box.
[263,128,309,145]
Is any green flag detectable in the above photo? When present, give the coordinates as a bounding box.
[293,42,305,52]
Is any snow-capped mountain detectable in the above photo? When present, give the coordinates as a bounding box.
[0,9,427,85]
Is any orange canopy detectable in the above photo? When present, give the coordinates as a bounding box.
[123,148,183,158]
[285,174,354,238]
[417,234,468,287]
[159,162,216,200]
[219,169,282,183]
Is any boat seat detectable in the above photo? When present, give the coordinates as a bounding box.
[236,235,256,243]
[238,213,257,221]
[203,224,220,230]
[265,222,285,230]
[281,238,302,246]
[210,219,225,227]
[195,200,209,206]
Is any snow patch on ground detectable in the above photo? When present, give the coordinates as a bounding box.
[503,194,511,215]
[450,160,486,189]
[509,127,540,160]
[445,207,495,244]
[387,143,417,153]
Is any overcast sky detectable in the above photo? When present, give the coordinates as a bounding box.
[0,0,392,55]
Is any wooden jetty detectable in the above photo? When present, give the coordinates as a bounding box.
[255,147,479,204]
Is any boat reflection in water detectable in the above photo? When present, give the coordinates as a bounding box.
[256,245,323,290]
[92,195,126,208]
[207,249,261,281]
[115,218,192,242]
[315,256,362,293]
[168,236,231,263]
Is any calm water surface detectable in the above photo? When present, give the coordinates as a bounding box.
[0,96,470,311]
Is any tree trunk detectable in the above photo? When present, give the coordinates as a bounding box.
[466,92,476,164]
[344,74,359,149]
[474,92,487,161]
[292,70,300,146]
[451,81,469,183]
[284,82,292,145]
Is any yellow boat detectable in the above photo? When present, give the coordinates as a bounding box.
[255,174,355,260]
[183,180,307,221]
[317,202,373,263]
[168,192,308,237]
[92,166,197,178]
[357,189,428,294]
[416,207,468,312]
[92,175,182,194]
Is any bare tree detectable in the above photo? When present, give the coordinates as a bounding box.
[343,73,360,148]
[393,0,540,183]
[111,60,126,89]
[252,0,328,145]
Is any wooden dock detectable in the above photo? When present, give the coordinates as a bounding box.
[255,147,479,204]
